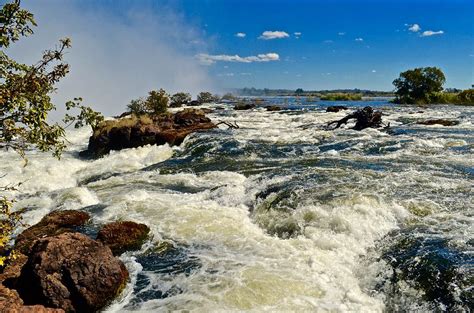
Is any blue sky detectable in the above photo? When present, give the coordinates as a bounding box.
[177,0,474,90]
[8,0,474,114]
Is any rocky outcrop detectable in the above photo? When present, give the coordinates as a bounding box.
[417,119,459,126]
[234,103,256,110]
[15,210,90,254]
[326,105,348,113]
[264,105,281,112]
[327,106,384,130]
[97,221,150,255]
[13,233,128,313]
[83,109,216,157]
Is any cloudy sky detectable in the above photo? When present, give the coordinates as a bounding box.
[7,0,474,115]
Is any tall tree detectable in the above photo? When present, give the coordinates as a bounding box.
[393,67,446,104]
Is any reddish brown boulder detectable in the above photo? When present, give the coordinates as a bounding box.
[97,221,150,255]
[83,109,216,157]
[14,233,128,313]
[0,284,64,313]
[15,210,90,254]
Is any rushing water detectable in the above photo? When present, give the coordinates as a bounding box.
[1,98,472,312]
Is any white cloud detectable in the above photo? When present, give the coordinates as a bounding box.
[420,30,444,37]
[259,30,290,40]
[197,52,280,65]
[217,73,234,77]
[338,32,345,36]
[324,40,334,44]
[235,32,246,38]
[355,38,364,41]
[408,24,421,32]
[240,72,252,76]
[294,32,302,36]
[371,70,377,73]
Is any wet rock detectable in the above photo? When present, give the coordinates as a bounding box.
[15,210,90,254]
[0,254,57,313]
[0,284,64,313]
[234,103,256,110]
[264,105,281,112]
[417,119,459,126]
[326,105,348,113]
[14,232,128,313]
[83,109,216,157]
[327,106,384,130]
[97,221,150,255]
[187,100,200,106]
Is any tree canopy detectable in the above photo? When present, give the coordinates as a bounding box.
[0,0,103,267]
[393,67,446,104]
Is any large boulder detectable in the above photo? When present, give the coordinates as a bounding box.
[97,221,150,255]
[15,210,90,254]
[83,109,216,157]
[14,232,128,313]
[0,284,64,313]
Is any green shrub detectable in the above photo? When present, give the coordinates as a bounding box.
[170,92,191,107]
[197,91,218,104]
[457,89,474,105]
[393,67,445,104]
[320,93,362,101]
[127,98,147,115]
[145,89,169,114]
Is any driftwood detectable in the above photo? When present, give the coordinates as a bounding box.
[327,106,386,130]
[216,121,240,129]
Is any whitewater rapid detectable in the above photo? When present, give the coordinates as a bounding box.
[1,100,472,312]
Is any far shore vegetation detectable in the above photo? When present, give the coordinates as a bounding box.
[392,67,473,105]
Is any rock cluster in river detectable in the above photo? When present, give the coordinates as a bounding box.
[0,210,150,312]
[417,119,459,126]
[82,109,216,158]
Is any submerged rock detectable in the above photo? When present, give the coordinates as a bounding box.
[14,232,128,313]
[97,221,150,255]
[326,105,348,113]
[234,103,256,110]
[264,105,281,112]
[15,210,90,254]
[82,109,216,157]
[417,119,459,126]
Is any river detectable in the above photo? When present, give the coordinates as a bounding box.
[1,98,472,312]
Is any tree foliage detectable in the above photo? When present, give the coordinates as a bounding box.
[0,0,103,268]
[393,67,446,104]
[127,89,169,115]
[170,92,191,108]
[197,91,218,104]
